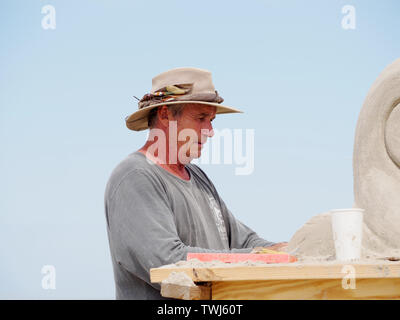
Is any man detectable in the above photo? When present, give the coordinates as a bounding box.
[104,67,287,299]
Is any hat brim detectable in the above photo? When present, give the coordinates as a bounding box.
[125,101,243,131]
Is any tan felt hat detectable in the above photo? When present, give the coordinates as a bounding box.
[125,67,243,131]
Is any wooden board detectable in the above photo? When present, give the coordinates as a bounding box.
[211,278,400,300]
[150,261,400,283]
[161,282,211,300]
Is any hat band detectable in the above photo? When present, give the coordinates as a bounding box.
[137,84,224,109]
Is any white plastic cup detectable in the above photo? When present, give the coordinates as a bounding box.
[331,208,364,261]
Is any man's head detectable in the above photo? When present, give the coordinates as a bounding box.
[147,103,216,164]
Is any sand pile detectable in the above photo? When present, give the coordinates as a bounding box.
[162,271,196,286]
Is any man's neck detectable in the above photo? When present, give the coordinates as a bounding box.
[138,144,190,181]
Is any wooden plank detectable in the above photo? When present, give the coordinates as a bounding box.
[150,262,400,283]
[161,282,211,300]
[211,278,400,300]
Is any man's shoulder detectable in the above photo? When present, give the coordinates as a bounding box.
[110,151,153,176]
[105,151,157,198]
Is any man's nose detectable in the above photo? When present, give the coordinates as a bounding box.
[203,121,214,138]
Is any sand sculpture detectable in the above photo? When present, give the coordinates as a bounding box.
[288,58,400,261]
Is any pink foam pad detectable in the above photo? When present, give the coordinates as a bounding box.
[187,252,297,264]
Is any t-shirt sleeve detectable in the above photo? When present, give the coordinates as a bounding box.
[106,169,253,290]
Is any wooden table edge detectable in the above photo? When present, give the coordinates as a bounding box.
[150,262,400,283]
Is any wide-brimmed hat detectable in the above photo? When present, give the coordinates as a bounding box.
[125,67,243,131]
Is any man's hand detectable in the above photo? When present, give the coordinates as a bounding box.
[251,242,288,253]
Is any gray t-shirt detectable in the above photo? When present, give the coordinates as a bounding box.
[104,151,275,299]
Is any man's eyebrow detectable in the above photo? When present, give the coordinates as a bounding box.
[197,112,215,117]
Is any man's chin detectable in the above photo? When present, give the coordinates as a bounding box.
[180,150,202,164]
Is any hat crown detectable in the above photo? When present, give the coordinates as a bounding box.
[151,67,216,94]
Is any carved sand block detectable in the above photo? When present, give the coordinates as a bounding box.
[288,58,400,260]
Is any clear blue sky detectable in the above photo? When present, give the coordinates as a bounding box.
[1,0,399,299]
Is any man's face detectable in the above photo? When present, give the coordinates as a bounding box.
[172,104,216,163]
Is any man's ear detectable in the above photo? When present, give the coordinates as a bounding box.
[157,105,170,127]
